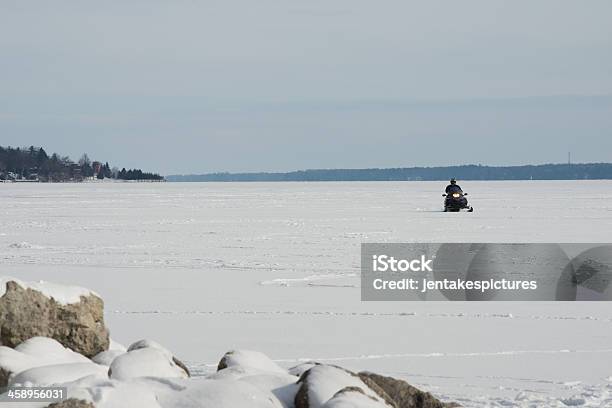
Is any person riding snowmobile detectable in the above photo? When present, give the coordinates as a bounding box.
[445,178,462,194]
[443,178,473,212]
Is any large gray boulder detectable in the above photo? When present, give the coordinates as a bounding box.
[359,372,460,408]
[0,279,109,358]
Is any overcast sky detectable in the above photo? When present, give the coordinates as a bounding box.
[1,1,611,174]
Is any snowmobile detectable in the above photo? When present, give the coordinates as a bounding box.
[442,191,473,212]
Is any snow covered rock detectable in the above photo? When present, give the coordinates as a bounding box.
[160,377,286,408]
[239,373,300,408]
[0,277,109,358]
[10,362,107,386]
[108,338,127,352]
[0,337,91,386]
[217,349,286,374]
[92,349,125,366]
[358,372,460,408]
[126,339,168,352]
[294,364,394,408]
[127,339,190,376]
[294,366,456,408]
[289,362,319,377]
[0,277,457,408]
[54,376,288,408]
[108,339,190,380]
[323,386,392,408]
[208,362,299,407]
[61,376,164,408]
[48,399,95,408]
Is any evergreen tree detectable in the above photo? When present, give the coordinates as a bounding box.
[79,154,93,177]
[37,148,49,166]
[103,162,112,178]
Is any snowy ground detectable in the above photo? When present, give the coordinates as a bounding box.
[1,181,611,407]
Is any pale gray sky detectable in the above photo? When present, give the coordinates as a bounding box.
[1,1,611,174]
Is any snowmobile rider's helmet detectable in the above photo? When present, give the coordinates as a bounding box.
[450,178,456,185]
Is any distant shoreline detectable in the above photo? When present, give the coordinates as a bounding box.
[1,179,166,184]
[167,162,612,182]
[1,145,164,183]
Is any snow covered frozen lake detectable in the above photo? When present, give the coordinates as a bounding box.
[1,181,611,407]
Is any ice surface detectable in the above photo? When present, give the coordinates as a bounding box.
[1,181,611,407]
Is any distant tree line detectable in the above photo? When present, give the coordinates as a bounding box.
[167,163,612,182]
[0,145,164,182]
[116,168,164,181]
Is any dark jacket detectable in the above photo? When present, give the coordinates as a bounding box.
[445,184,462,194]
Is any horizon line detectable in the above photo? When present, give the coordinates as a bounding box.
[167,161,609,177]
